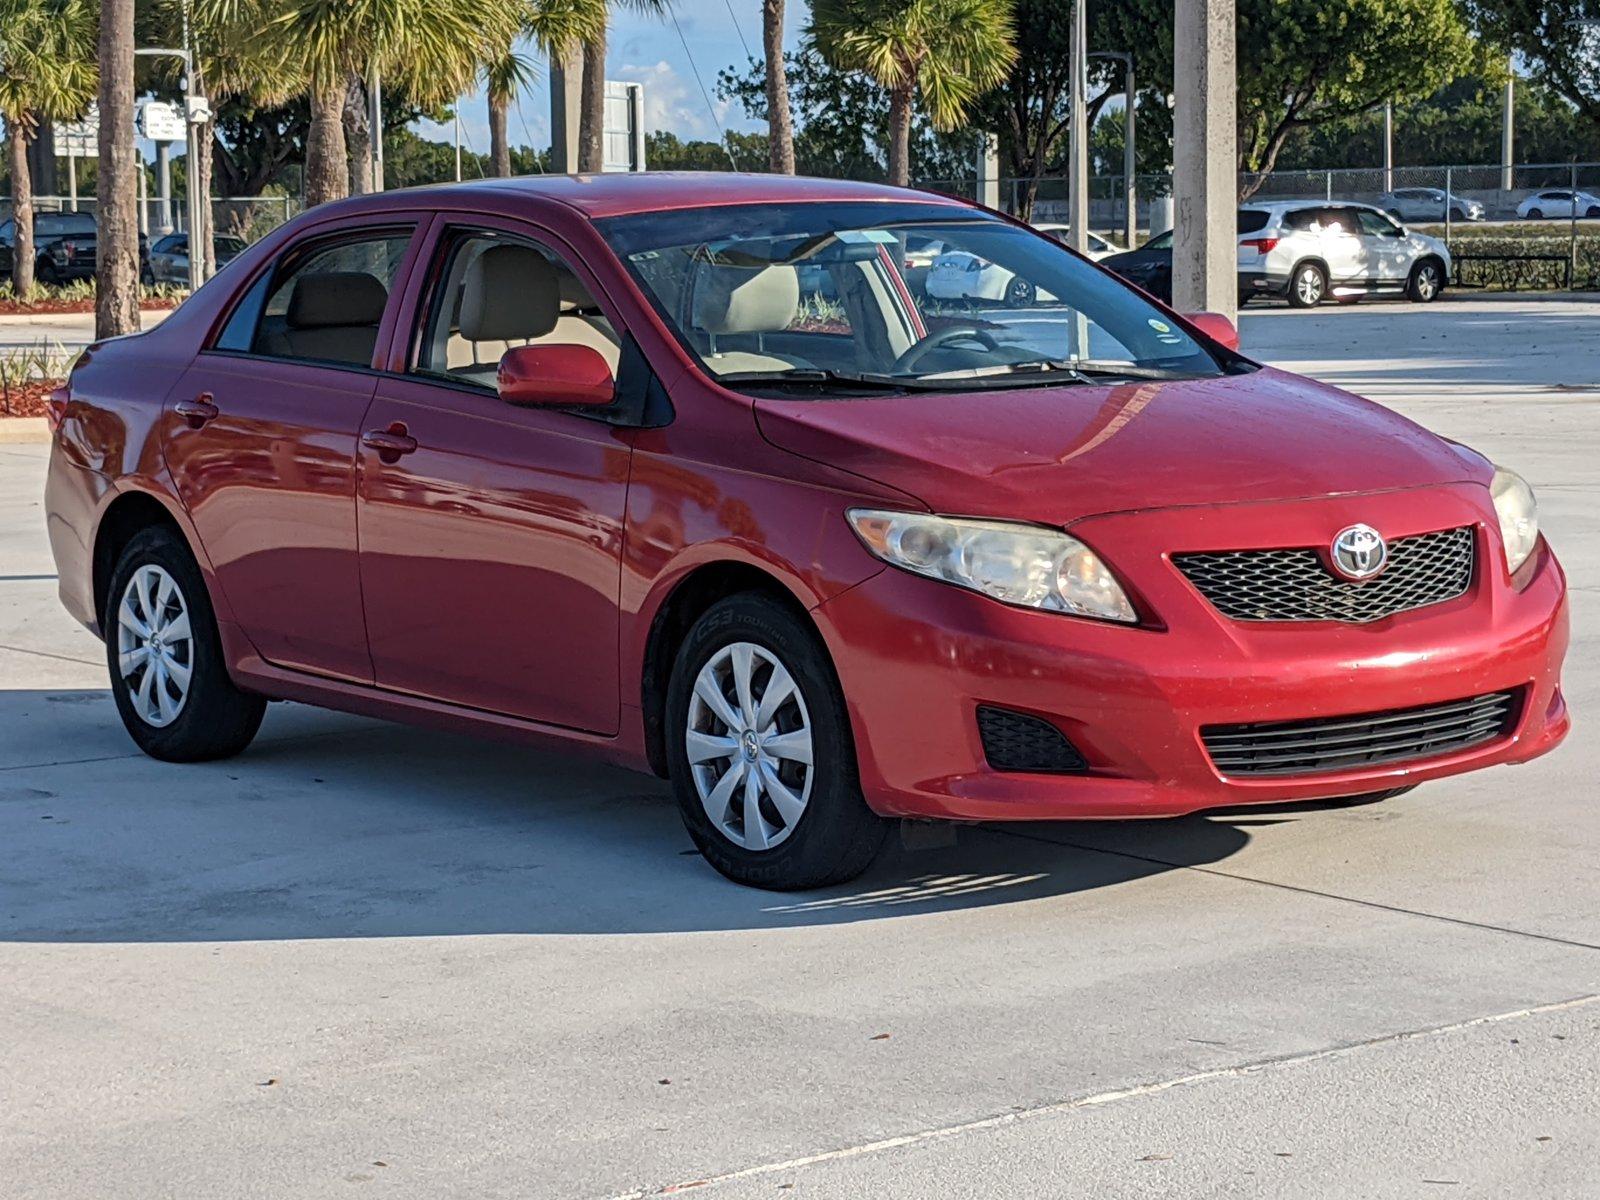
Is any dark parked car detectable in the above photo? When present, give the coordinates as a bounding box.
[0,210,149,284]
[145,232,248,285]
[1100,228,1175,301]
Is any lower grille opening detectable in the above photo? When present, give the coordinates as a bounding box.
[1202,691,1518,777]
[978,706,1087,773]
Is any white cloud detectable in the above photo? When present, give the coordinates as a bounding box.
[612,60,735,141]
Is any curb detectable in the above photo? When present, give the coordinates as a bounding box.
[0,417,50,444]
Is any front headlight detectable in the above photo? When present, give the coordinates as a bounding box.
[846,509,1138,623]
[1490,466,1538,575]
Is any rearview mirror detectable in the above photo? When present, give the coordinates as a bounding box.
[498,344,616,409]
[1184,311,1240,351]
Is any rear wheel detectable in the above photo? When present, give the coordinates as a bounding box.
[666,593,888,890]
[1527,207,1544,220]
[1586,206,1600,219]
[1288,262,1326,308]
[1407,258,1444,303]
[106,527,265,762]
[1004,275,1035,307]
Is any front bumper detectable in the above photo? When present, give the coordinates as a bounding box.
[812,485,1569,821]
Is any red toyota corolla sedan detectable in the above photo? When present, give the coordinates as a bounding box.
[45,174,1568,889]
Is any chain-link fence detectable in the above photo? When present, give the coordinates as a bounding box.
[0,195,300,244]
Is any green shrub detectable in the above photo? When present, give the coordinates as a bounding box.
[1413,222,1600,291]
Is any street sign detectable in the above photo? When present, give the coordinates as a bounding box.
[57,105,99,157]
[138,100,185,142]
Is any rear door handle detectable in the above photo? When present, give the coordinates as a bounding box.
[173,394,219,426]
[361,423,418,462]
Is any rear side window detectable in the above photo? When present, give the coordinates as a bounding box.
[1283,209,1321,231]
[1237,210,1270,234]
[212,230,413,368]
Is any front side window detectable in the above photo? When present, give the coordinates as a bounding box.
[239,232,413,368]
[600,201,1231,393]
[1356,210,1401,237]
[411,230,622,391]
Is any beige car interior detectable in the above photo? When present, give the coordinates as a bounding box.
[261,270,388,366]
[428,240,621,389]
[691,264,810,374]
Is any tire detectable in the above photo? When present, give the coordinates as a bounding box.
[1527,208,1544,220]
[36,260,60,286]
[1586,206,1600,219]
[1407,257,1444,303]
[665,592,888,890]
[1287,262,1326,308]
[1004,276,1035,307]
[140,266,154,286]
[105,526,266,762]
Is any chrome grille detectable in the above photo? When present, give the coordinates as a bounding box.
[1173,526,1474,623]
[1202,691,1517,777]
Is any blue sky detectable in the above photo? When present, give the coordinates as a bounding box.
[414,0,811,155]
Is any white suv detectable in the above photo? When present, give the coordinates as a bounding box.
[1237,201,1451,307]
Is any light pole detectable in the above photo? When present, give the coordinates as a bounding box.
[1066,0,1088,257]
[1091,51,1136,248]
[134,43,207,291]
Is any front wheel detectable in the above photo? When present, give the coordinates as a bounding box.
[106,527,266,762]
[666,593,888,890]
[1527,207,1544,220]
[1004,275,1035,307]
[1288,262,1326,308]
[1586,206,1600,219]
[1407,258,1444,303]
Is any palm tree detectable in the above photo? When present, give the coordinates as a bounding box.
[485,0,606,177]
[96,0,141,336]
[269,0,517,206]
[764,0,795,173]
[810,0,1016,187]
[0,0,96,294]
[576,0,668,174]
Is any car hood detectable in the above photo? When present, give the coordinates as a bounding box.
[754,367,1486,526]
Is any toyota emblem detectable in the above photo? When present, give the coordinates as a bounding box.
[1330,524,1388,581]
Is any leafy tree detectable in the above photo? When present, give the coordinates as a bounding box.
[719,48,980,182]
[809,0,1017,186]
[1467,0,1600,131]
[0,0,96,293]
[1100,0,1474,198]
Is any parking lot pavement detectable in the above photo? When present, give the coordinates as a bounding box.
[3,295,1598,1198]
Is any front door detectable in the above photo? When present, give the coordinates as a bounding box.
[356,223,631,733]
[1355,208,1410,284]
[163,223,421,682]
[1316,207,1369,290]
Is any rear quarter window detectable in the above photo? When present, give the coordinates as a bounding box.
[1237,210,1270,234]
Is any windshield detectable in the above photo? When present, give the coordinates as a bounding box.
[598,201,1231,393]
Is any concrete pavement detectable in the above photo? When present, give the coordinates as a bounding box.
[1,295,1597,1198]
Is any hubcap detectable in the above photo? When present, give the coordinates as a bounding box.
[686,641,814,852]
[1417,267,1438,299]
[116,564,193,728]
[1298,271,1323,304]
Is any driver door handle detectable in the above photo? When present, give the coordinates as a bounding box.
[362,422,418,462]
[173,394,219,426]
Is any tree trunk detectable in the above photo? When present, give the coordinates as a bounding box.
[95,0,140,338]
[489,92,512,177]
[763,0,794,174]
[6,120,35,294]
[343,73,373,196]
[887,85,913,187]
[304,78,350,207]
[197,126,217,279]
[577,26,607,174]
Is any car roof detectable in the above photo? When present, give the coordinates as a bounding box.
[303,172,972,222]
[1239,199,1388,216]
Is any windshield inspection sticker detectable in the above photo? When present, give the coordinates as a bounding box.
[1147,318,1171,333]
[1148,316,1182,344]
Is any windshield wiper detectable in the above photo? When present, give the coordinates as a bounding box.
[715,368,950,392]
[1004,359,1200,382]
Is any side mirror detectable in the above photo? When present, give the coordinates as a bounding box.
[497,344,616,409]
[1184,311,1240,352]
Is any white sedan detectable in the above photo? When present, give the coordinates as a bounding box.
[1516,190,1600,220]
[1032,223,1118,259]
[925,225,1115,305]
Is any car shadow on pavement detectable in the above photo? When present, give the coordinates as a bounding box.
[0,691,1273,943]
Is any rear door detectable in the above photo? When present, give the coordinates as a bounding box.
[355,218,632,733]
[1316,207,1369,288]
[162,217,425,682]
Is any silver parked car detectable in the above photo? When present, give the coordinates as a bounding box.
[1237,201,1451,308]
[1380,187,1485,223]
[143,232,247,285]
[1516,189,1600,220]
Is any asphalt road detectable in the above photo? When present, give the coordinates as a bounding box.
[2,294,1597,1198]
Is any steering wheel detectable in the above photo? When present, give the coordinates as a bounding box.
[890,323,1003,375]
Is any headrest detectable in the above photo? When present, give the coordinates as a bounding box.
[693,265,800,335]
[559,272,596,311]
[287,271,388,329]
[459,244,558,342]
